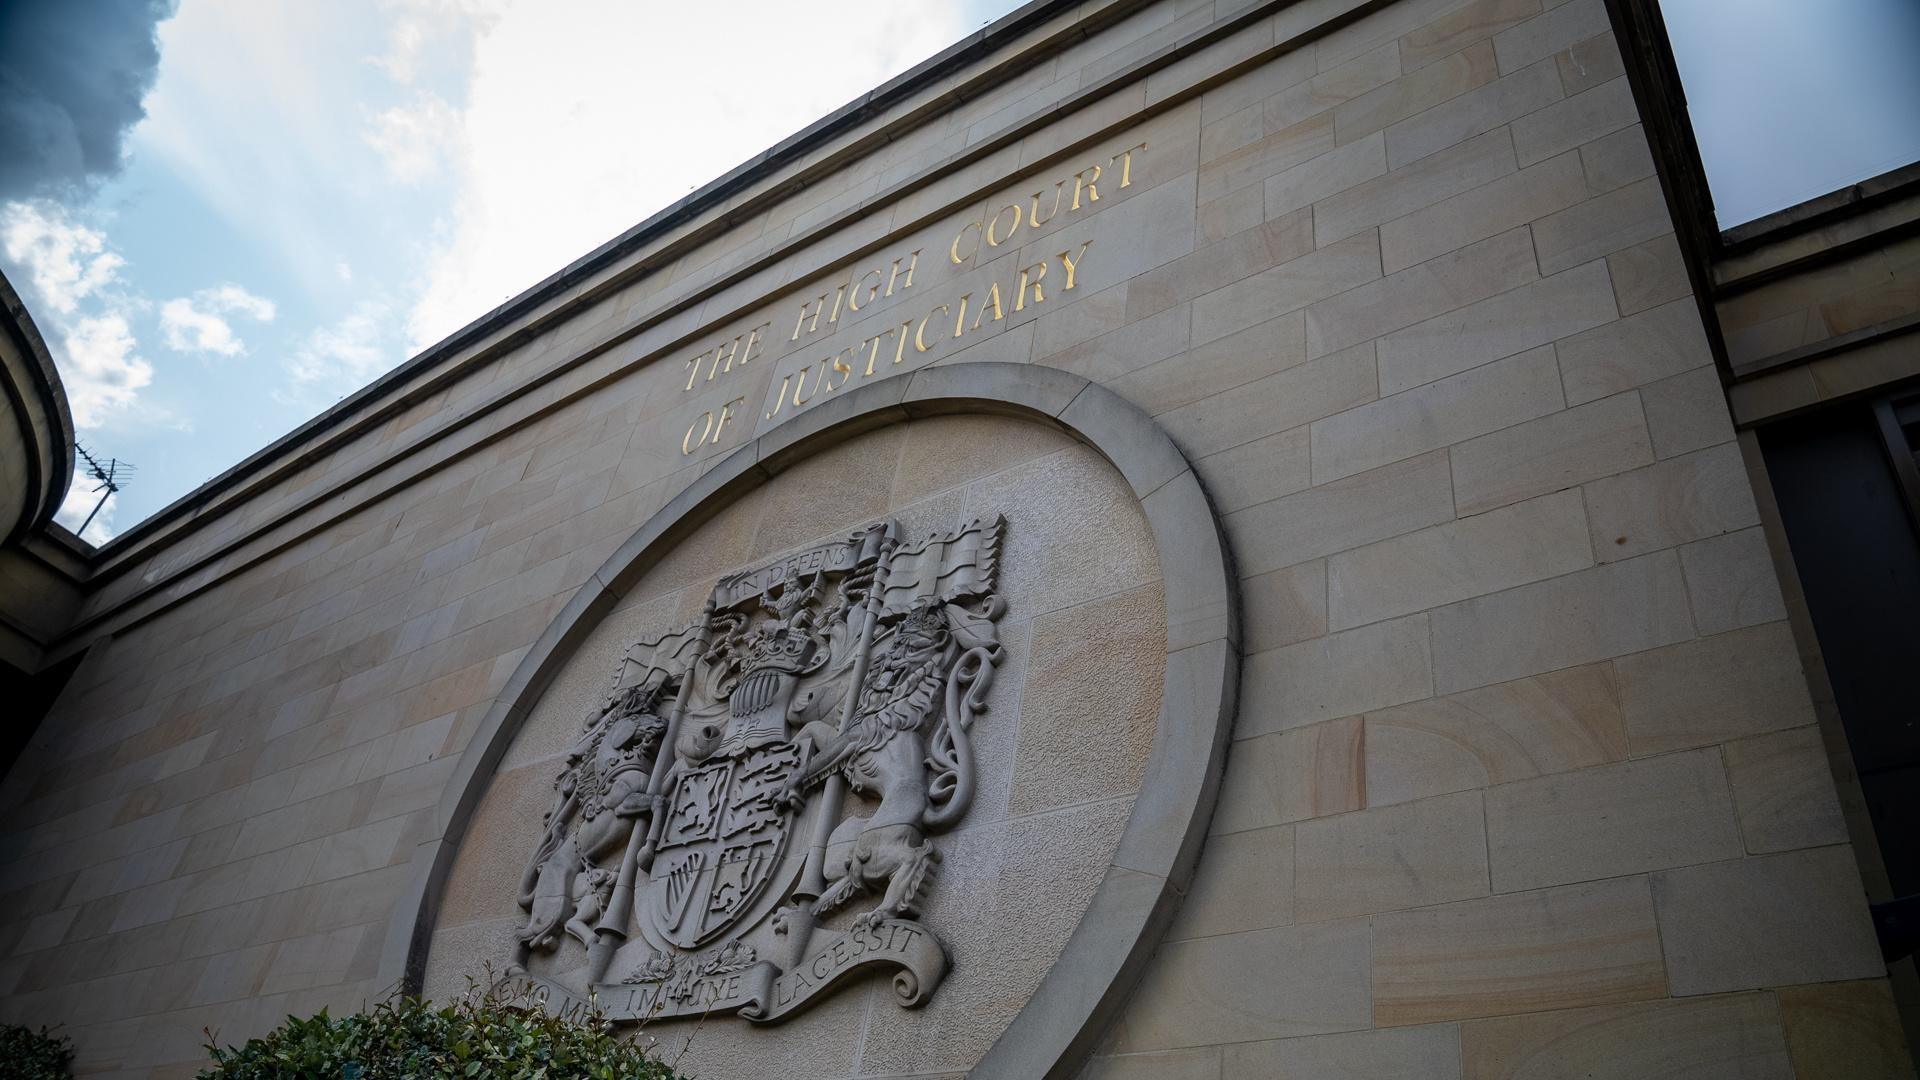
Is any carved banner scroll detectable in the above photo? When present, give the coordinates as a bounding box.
[505,516,1006,1025]
[500,916,944,1024]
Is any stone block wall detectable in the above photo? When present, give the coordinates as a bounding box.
[0,0,1907,1076]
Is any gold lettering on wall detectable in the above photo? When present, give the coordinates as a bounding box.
[683,323,770,391]
[1057,241,1089,291]
[759,241,1092,425]
[1016,261,1046,311]
[948,143,1145,266]
[916,305,949,354]
[790,250,922,343]
[675,137,1142,454]
[949,221,980,265]
[1110,141,1146,188]
[683,395,747,455]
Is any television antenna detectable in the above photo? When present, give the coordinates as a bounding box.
[74,445,134,538]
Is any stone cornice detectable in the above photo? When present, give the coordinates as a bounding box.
[51,0,1389,653]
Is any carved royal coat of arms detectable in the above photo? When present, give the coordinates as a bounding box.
[505,516,1006,1024]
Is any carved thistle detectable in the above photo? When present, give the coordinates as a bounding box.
[503,517,1006,1025]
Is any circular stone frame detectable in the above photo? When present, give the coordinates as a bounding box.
[384,362,1240,1079]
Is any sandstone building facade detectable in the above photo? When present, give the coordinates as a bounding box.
[2,0,1917,1076]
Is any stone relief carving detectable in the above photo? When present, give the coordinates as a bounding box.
[504,516,1006,1025]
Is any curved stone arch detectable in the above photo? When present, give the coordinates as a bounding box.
[386,361,1239,1079]
[0,266,75,546]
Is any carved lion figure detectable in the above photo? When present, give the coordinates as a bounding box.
[516,683,668,954]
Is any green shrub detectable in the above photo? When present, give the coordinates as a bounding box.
[197,980,683,1080]
[0,1024,74,1079]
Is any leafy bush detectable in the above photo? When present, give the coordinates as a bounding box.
[197,980,683,1080]
[0,1024,74,1079]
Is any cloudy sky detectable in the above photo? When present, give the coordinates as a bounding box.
[0,0,1021,542]
[2,1,1916,543]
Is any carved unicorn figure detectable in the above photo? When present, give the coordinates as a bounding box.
[783,593,1005,929]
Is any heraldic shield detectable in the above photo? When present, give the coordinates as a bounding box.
[646,742,803,950]
[504,515,1007,1025]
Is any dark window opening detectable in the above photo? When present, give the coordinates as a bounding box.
[1759,387,1920,957]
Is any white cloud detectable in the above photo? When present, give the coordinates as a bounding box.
[54,467,119,545]
[281,300,397,404]
[403,0,967,352]
[0,199,159,430]
[60,314,154,428]
[365,94,461,184]
[336,260,354,283]
[372,0,503,84]
[373,16,430,83]
[159,282,277,356]
[0,201,125,314]
[202,283,276,321]
[159,297,236,354]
